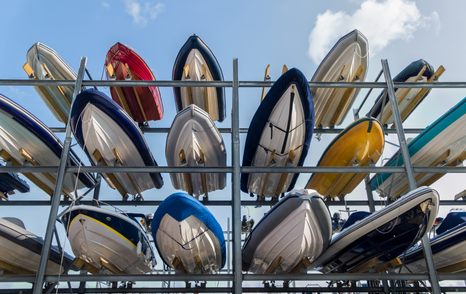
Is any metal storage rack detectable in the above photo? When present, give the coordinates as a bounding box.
[0,57,464,293]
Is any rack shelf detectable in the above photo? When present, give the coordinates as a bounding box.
[0,58,464,293]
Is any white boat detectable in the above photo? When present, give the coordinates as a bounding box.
[368,59,444,126]
[24,42,76,123]
[172,35,226,122]
[61,205,156,274]
[370,98,466,199]
[0,217,74,274]
[70,89,163,200]
[0,94,95,199]
[151,192,225,273]
[242,189,332,274]
[400,211,466,273]
[241,68,314,200]
[166,105,226,198]
[311,30,368,128]
[311,186,439,273]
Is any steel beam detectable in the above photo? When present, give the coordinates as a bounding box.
[381,59,441,294]
[32,57,87,294]
[231,58,242,293]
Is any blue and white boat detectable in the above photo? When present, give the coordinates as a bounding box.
[0,94,95,199]
[0,217,75,274]
[368,59,439,126]
[61,205,156,274]
[241,68,314,200]
[242,189,332,274]
[370,98,466,199]
[0,165,29,199]
[70,89,163,200]
[152,192,225,273]
[311,187,439,273]
[172,34,226,122]
[401,211,466,273]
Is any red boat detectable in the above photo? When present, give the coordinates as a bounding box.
[105,42,163,123]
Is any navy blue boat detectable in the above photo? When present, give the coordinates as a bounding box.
[312,187,439,273]
[0,93,95,198]
[172,34,225,122]
[70,89,163,199]
[152,192,225,273]
[0,166,29,198]
[368,59,436,125]
[241,68,314,200]
[401,211,466,273]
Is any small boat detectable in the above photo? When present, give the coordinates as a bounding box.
[241,68,314,200]
[24,42,76,123]
[61,205,155,274]
[306,117,384,199]
[400,211,466,273]
[0,165,29,199]
[0,94,95,199]
[311,186,439,273]
[242,189,332,274]
[172,34,225,122]
[151,192,225,273]
[370,98,466,199]
[311,30,368,128]
[368,59,444,126]
[165,104,226,199]
[105,42,164,123]
[0,217,75,274]
[70,89,163,200]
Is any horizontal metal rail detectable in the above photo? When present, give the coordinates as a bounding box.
[2,273,466,283]
[0,166,464,173]
[48,126,426,134]
[2,79,466,88]
[2,199,466,207]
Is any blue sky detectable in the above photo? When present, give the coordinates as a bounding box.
[0,0,464,277]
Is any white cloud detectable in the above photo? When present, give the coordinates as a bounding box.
[101,1,110,9]
[124,0,164,27]
[308,0,440,64]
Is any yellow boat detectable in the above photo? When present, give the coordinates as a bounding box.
[306,117,384,199]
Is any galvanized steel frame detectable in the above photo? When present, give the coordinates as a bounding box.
[0,58,462,293]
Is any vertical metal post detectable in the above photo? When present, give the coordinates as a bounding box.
[33,57,87,294]
[364,176,376,213]
[381,59,441,294]
[227,217,231,288]
[231,58,243,293]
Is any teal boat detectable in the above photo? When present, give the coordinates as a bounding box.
[370,98,466,199]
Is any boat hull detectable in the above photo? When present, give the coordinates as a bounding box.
[242,190,332,274]
[62,205,155,274]
[0,94,95,199]
[172,35,225,122]
[306,118,384,199]
[401,213,466,273]
[241,68,314,199]
[370,98,466,199]
[166,105,226,197]
[368,59,435,125]
[312,186,439,273]
[311,30,368,128]
[0,217,73,274]
[152,192,225,273]
[105,42,163,123]
[25,42,76,123]
[71,89,163,198]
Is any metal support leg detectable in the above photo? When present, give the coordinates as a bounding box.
[232,58,242,293]
[32,57,87,294]
[364,176,376,213]
[92,174,102,201]
[381,59,441,294]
